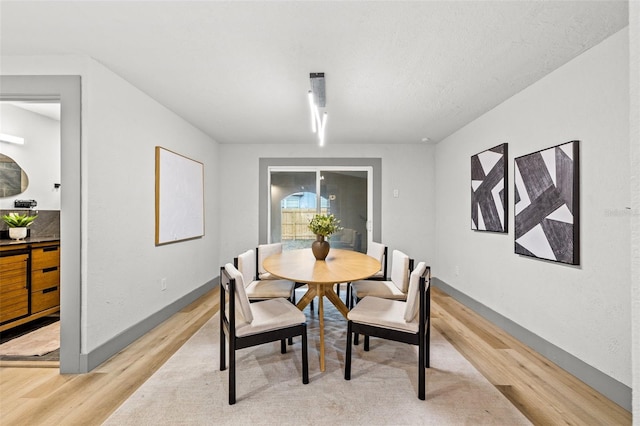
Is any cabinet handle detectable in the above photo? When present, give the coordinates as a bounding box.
[42,286,58,294]
[43,266,58,273]
[43,246,59,252]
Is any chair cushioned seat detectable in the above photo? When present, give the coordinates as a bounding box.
[246,279,295,299]
[347,296,419,333]
[258,272,278,280]
[351,280,407,300]
[235,298,306,337]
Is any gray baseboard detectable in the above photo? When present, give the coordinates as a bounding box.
[83,278,218,372]
[432,277,631,412]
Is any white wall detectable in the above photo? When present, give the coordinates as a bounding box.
[0,55,220,355]
[81,59,219,352]
[434,28,631,388]
[218,143,435,269]
[0,103,61,210]
[629,1,639,420]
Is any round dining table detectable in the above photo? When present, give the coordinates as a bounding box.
[263,248,381,371]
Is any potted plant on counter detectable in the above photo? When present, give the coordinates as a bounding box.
[308,213,341,260]
[2,212,37,240]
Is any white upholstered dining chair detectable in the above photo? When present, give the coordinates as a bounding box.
[256,242,314,310]
[344,262,430,400]
[365,241,388,281]
[236,249,295,303]
[345,241,388,308]
[219,263,309,405]
[256,242,284,280]
[349,249,412,307]
[349,249,413,346]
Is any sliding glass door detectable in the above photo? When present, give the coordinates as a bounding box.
[269,167,372,253]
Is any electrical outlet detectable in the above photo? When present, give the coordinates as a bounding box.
[161,278,167,291]
[393,189,399,198]
[455,266,460,276]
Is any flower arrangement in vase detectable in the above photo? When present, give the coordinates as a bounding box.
[2,212,38,240]
[308,214,341,260]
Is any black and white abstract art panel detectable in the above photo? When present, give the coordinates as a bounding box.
[514,140,580,265]
[471,143,508,232]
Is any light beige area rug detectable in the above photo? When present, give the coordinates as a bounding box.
[104,297,531,425]
[0,321,59,356]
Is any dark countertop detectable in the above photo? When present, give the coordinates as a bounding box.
[0,236,60,248]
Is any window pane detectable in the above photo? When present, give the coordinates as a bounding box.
[321,170,368,253]
[270,171,317,249]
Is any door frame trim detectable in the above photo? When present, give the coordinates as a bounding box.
[1,75,82,373]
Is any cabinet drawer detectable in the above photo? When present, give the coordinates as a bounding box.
[31,246,60,270]
[32,286,60,313]
[32,267,60,292]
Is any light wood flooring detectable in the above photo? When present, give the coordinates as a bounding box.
[0,286,631,425]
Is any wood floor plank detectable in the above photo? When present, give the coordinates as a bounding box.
[501,347,630,424]
[430,287,630,425]
[0,286,630,425]
[0,361,59,368]
[432,291,512,349]
[432,306,515,385]
[20,373,71,398]
[0,367,60,402]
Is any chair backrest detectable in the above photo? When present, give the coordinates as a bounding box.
[237,249,256,286]
[367,242,387,278]
[404,262,429,322]
[390,250,411,292]
[223,263,254,323]
[367,241,385,263]
[339,228,357,244]
[256,243,282,277]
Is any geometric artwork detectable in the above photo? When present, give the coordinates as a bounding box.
[471,143,508,232]
[514,140,580,265]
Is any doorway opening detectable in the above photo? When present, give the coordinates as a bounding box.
[1,75,82,373]
[0,100,62,364]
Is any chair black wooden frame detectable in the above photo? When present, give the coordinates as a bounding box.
[344,266,431,400]
[219,266,309,405]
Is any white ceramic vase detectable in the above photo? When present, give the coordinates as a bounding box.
[9,227,27,240]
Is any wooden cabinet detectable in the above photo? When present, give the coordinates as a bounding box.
[31,244,60,314]
[0,241,60,332]
[0,250,29,324]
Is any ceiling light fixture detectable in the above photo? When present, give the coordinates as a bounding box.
[0,133,25,145]
[308,72,328,146]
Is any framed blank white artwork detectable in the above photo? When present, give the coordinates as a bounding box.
[155,146,205,245]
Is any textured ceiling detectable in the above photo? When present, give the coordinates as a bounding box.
[0,1,628,145]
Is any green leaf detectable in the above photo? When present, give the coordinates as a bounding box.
[2,212,38,227]
[308,214,342,237]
